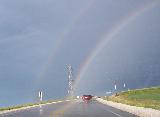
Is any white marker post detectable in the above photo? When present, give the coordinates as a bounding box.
[114,84,117,90]
[114,80,117,90]
[123,83,126,88]
[38,91,43,102]
[114,81,118,96]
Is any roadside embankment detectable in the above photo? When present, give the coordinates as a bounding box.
[0,100,73,115]
[105,87,160,110]
[97,98,160,117]
[97,87,160,117]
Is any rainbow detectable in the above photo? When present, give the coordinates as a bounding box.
[34,0,96,88]
[74,1,158,88]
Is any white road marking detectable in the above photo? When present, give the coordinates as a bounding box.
[65,100,71,101]
[57,101,63,103]
[105,109,123,117]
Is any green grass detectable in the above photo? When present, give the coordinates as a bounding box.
[103,86,160,110]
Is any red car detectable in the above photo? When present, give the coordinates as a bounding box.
[82,95,92,102]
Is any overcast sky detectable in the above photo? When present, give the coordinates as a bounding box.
[0,0,160,107]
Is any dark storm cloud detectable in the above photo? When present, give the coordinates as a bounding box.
[0,0,159,106]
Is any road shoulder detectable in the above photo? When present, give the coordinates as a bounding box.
[97,98,160,117]
[0,100,73,115]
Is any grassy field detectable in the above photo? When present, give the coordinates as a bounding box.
[103,87,160,110]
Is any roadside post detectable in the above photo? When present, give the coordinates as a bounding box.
[38,91,43,102]
[114,81,118,96]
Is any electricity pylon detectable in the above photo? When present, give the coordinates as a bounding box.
[66,64,74,96]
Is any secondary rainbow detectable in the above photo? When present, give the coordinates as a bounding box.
[34,0,96,88]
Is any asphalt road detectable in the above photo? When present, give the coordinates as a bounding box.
[0,99,138,117]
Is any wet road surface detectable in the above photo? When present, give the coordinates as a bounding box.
[0,99,138,117]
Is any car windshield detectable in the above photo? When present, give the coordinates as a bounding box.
[0,0,160,117]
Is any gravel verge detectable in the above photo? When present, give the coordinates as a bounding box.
[97,98,160,117]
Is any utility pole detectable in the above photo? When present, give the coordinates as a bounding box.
[67,64,74,97]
